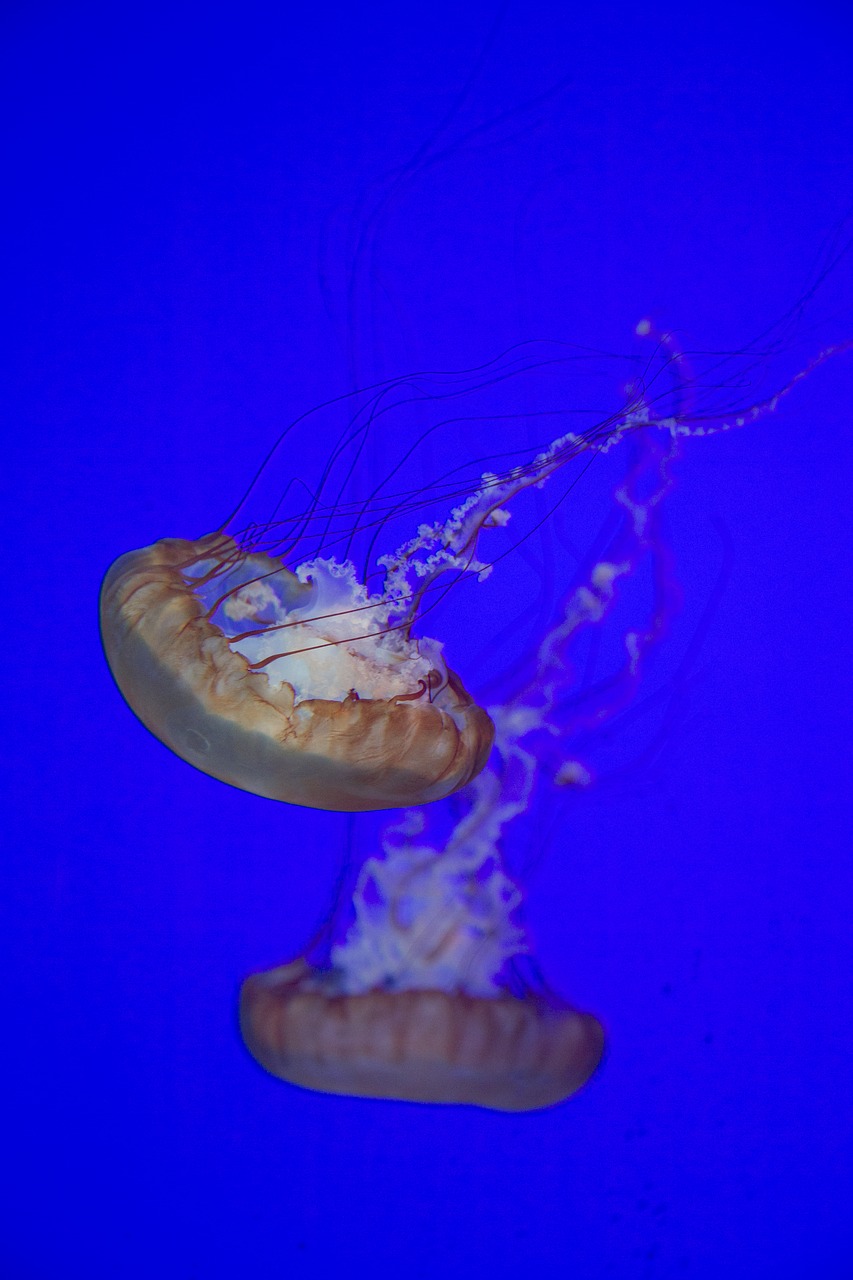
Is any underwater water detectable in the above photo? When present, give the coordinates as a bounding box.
[3,3,852,1277]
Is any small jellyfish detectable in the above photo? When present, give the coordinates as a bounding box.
[240,959,605,1112]
[239,752,608,1111]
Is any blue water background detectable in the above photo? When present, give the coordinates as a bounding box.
[3,4,851,1277]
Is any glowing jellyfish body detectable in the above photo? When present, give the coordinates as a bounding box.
[241,961,604,1111]
[100,534,493,811]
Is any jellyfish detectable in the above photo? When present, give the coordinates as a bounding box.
[239,425,680,1109]
[100,338,680,812]
[101,308,844,818]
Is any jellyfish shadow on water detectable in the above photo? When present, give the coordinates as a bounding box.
[99,237,848,1110]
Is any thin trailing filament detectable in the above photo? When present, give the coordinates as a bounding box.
[329,424,681,997]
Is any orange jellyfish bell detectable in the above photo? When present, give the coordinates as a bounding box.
[239,959,605,1112]
[99,533,494,812]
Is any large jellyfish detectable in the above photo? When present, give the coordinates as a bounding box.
[100,531,495,811]
[101,311,837,815]
[100,335,688,811]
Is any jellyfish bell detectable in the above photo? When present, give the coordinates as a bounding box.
[99,532,494,812]
[240,959,604,1112]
